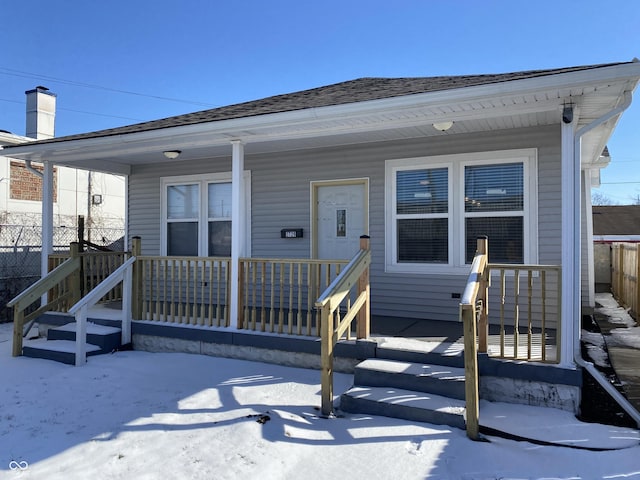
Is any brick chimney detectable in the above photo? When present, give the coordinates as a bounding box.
[25,86,56,139]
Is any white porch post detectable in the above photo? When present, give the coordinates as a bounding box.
[41,160,54,304]
[229,140,245,328]
[560,117,578,368]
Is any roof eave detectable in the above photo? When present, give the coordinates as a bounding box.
[4,61,640,164]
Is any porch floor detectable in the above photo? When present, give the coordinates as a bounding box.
[370,315,558,362]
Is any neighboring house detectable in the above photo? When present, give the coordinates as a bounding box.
[0,87,126,322]
[593,205,640,242]
[5,61,640,419]
[0,87,125,245]
[592,204,640,293]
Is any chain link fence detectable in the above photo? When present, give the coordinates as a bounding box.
[0,222,125,323]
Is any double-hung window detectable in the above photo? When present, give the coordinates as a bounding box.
[395,166,451,264]
[162,172,250,257]
[386,149,537,273]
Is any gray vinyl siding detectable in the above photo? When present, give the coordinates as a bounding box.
[128,159,232,255]
[581,170,594,309]
[128,124,565,323]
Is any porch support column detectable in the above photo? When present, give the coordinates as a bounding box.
[229,140,245,329]
[560,114,577,368]
[41,160,54,303]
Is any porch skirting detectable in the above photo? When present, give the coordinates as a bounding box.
[132,321,374,374]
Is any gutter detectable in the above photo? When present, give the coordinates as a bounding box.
[570,90,640,427]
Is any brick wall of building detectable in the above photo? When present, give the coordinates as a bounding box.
[10,161,58,202]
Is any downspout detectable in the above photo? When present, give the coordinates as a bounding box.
[570,90,640,427]
[25,160,43,178]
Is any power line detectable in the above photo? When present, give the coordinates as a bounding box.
[0,67,217,107]
[600,181,640,185]
[0,97,143,122]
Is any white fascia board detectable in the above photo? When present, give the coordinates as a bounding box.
[54,158,131,175]
[0,132,31,146]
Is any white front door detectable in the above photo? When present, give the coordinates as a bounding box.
[316,182,367,260]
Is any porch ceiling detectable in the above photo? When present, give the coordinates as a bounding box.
[2,67,639,175]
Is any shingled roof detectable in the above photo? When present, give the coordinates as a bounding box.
[11,61,634,146]
[593,205,640,235]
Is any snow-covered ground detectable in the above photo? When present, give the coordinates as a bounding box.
[1,320,639,480]
[596,292,640,349]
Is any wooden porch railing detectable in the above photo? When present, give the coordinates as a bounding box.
[238,257,349,335]
[488,263,562,363]
[8,241,130,357]
[316,236,371,417]
[8,247,81,357]
[135,255,231,326]
[460,237,562,440]
[67,256,135,366]
[48,248,129,305]
[612,242,640,320]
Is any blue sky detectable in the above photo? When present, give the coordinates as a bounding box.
[1,0,639,203]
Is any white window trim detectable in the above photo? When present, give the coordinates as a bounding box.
[385,148,538,274]
[160,171,251,256]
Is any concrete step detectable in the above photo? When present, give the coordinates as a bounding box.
[374,338,465,368]
[47,322,122,353]
[339,385,466,429]
[22,339,102,365]
[354,358,466,400]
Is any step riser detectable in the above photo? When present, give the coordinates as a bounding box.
[375,348,464,368]
[22,346,102,365]
[47,330,121,354]
[340,394,466,429]
[342,358,467,429]
[354,369,465,400]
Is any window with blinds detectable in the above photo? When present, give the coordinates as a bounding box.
[396,168,449,263]
[386,150,536,273]
[464,163,524,263]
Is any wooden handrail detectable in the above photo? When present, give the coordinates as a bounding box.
[459,237,488,441]
[317,236,371,417]
[8,243,83,357]
[7,256,80,312]
[68,256,135,366]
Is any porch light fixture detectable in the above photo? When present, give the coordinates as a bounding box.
[163,150,181,159]
[432,121,453,132]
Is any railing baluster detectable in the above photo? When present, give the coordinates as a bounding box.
[150,259,155,321]
[278,262,285,334]
[297,263,303,335]
[306,264,313,336]
[169,260,175,322]
[288,263,294,335]
[541,270,547,362]
[514,269,520,359]
[154,259,161,321]
[259,261,266,332]
[269,262,275,332]
[251,261,257,331]
[500,270,506,357]
[527,270,533,360]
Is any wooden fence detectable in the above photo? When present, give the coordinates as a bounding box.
[612,243,640,320]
